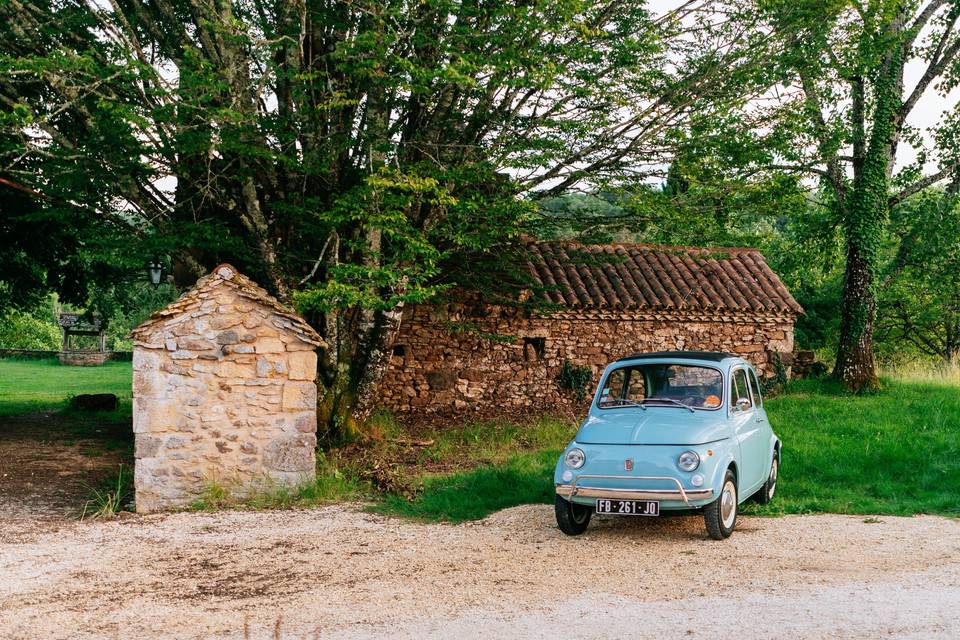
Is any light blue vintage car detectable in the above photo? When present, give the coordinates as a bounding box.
[554,351,780,539]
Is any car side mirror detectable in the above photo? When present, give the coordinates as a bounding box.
[736,397,752,412]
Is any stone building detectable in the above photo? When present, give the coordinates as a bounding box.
[130,264,325,513]
[379,242,802,415]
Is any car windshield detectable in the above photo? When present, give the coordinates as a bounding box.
[597,363,723,410]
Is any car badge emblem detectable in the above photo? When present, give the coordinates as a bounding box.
[624,458,634,471]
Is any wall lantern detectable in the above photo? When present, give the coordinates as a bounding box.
[147,257,165,287]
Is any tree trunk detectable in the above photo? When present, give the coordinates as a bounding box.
[350,304,405,422]
[833,13,906,391]
[315,303,404,443]
[834,241,880,390]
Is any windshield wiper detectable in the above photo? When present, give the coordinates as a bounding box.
[604,398,646,410]
[640,398,695,413]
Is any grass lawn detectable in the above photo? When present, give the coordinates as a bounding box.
[0,358,135,518]
[367,373,960,522]
[0,358,132,416]
[753,376,960,516]
[3,356,958,522]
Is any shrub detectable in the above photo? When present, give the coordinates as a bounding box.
[557,360,593,402]
[0,308,61,350]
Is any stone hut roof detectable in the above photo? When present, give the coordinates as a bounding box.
[131,264,325,347]
[525,242,802,318]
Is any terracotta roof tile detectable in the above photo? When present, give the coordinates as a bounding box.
[526,242,802,316]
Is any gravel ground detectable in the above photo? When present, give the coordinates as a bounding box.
[0,505,958,639]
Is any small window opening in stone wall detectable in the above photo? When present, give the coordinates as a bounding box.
[523,337,546,362]
[393,344,407,358]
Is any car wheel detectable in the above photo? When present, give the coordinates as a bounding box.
[753,452,779,505]
[555,494,592,536]
[704,470,737,540]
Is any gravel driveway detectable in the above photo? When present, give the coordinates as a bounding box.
[1,505,958,639]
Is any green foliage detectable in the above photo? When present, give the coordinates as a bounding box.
[557,360,593,402]
[877,192,960,365]
[661,0,960,388]
[1,0,718,429]
[101,283,178,351]
[293,164,534,316]
[0,0,688,309]
[0,307,60,350]
[763,352,789,396]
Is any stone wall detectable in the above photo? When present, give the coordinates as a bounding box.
[132,270,319,513]
[380,304,794,415]
[58,351,112,366]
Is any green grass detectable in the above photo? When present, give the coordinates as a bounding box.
[0,358,132,416]
[371,450,560,522]
[357,414,574,522]
[745,376,960,517]
[189,453,369,511]
[5,356,957,523]
[372,374,960,522]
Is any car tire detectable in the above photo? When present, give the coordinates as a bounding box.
[704,470,738,540]
[555,494,592,536]
[753,452,779,505]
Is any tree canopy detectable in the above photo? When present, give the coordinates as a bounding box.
[1,0,740,433]
[3,0,960,420]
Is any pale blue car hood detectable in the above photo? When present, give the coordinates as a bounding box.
[576,409,729,445]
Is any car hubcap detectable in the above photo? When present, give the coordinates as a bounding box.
[720,480,736,529]
[769,459,778,499]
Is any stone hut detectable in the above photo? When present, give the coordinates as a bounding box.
[130,264,325,513]
[379,242,802,415]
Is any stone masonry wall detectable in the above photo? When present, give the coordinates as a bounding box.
[380,304,794,415]
[132,282,318,513]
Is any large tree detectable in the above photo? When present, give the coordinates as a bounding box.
[683,0,960,390]
[0,0,734,435]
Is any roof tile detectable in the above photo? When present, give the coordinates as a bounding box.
[526,242,802,316]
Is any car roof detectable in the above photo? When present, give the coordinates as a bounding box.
[614,350,739,364]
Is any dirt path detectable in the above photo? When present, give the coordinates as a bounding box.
[1,505,958,639]
[0,413,127,521]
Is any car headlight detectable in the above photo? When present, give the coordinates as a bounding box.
[677,450,700,472]
[565,448,586,469]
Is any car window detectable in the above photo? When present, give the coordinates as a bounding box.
[626,370,646,401]
[748,369,763,407]
[599,368,645,406]
[602,368,626,403]
[599,363,721,410]
[730,368,752,411]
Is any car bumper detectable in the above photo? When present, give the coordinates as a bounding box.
[556,474,714,506]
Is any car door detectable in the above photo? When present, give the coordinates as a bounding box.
[747,366,774,454]
[729,366,766,495]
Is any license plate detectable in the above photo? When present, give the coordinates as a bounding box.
[595,499,659,516]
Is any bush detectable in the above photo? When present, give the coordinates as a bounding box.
[0,308,61,350]
[557,360,593,401]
